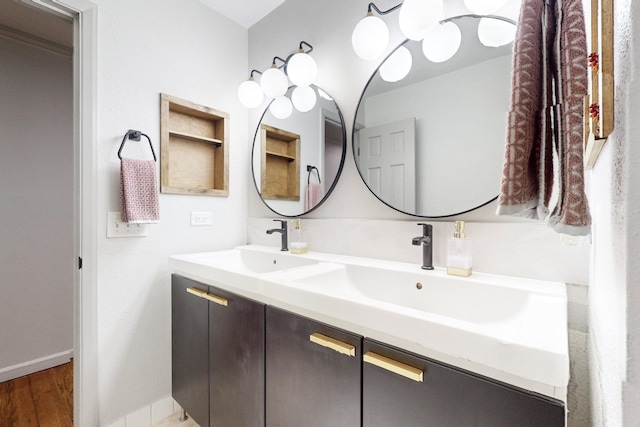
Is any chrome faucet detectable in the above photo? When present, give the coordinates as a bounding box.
[266,219,288,251]
[412,223,434,270]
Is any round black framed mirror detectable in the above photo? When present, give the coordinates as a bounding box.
[353,15,515,217]
[252,85,346,217]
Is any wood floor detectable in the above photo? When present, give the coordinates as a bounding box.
[0,361,73,427]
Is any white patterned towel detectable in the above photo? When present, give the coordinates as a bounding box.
[120,158,160,223]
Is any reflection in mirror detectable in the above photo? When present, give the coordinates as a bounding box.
[252,85,346,217]
[353,15,514,217]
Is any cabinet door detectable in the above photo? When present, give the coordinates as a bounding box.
[363,340,565,427]
[208,285,265,427]
[266,306,362,427]
[171,274,209,427]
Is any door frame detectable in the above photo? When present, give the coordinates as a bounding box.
[24,0,99,425]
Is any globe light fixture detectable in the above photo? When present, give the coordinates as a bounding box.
[237,73,264,108]
[379,46,413,83]
[477,17,517,47]
[292,86,317,112]
[269,96,293,119]
[463,0,509,15]
[398,0,444,41]
[317,88,333,101]
[261,63,288,99]
[422,22,462,63]
[352,13,390,60]
[286,46,318,87]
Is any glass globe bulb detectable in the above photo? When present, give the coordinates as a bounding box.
[286,52,318,87]
[269,96,293,119]
[260,66,288,98]
[379,46,413,83]
[422,22,462,63]
[398,0,444,41]
[291,86,317,112]
[317,88,333,101]
[463,0,509,15]
[477,17,517,47]
[237,78,264,108]
[352,14,390,60]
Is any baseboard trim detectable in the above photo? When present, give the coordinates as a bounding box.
[0,350,73,383]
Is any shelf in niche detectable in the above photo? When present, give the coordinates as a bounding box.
[169,130,222,147]
[265,150,296,162]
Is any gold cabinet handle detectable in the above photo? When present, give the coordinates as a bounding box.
[202,292,228,306]
[309,333,356,357]
[363,351,423,382]
[186,287,207,298]
[186,287,228,306]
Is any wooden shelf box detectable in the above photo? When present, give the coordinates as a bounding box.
[260,124,300,201]
[160,93,229,196]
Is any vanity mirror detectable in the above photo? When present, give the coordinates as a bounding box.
[353,15,514,217]
[252,85,346,217]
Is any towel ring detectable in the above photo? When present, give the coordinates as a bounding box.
[118,129,157,162]
[307,165,321,184]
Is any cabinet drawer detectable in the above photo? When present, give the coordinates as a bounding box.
[363,340,564,427]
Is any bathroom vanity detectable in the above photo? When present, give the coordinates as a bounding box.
[171,246,567,427]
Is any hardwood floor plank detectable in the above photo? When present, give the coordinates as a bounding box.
[0,362,73,427]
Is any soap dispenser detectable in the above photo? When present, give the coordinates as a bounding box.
[447,221,472,277]
[290,218,308,254]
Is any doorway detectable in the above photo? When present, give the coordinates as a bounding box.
[0,0,99,425]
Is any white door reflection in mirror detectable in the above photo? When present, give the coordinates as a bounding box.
[357,119,416,213]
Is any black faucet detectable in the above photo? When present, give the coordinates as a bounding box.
[412,223,434,270]
[266,219,288,251]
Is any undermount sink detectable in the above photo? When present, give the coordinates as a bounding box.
[170,245,569,399]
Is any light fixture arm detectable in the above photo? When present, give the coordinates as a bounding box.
[298,41,313,54]
[367,2,403,16]
[441,13,516,26]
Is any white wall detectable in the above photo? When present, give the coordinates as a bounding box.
[0,37,73,379]
[93,0,249,423]
[587,0,639,425]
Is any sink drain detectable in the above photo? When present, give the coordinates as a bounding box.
[416,282,423,290]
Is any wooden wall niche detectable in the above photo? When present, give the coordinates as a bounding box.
[260,124,300,201]
[584,0,614,169]
[160,93,229,196]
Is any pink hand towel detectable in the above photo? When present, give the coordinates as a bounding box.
[305,182,323,211]
[120,158,160,223]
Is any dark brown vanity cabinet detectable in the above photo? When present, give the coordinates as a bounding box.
[172,274,265,427]
[362,340,565,427]
[265,306,362,427]
[172,274,210,426]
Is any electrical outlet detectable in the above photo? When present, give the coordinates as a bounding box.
[107,212,148,237]
[191,211,213,226]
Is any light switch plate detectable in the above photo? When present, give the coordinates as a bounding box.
[107,212,148,237]
[191,211,213,226]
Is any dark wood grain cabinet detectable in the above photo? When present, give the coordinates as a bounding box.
[173,274,565,427]
[171,274,265,427]
[172,274,210,427]
[265,306,362,427]
[362,339,565,427]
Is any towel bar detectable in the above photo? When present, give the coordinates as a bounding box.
[307,165,321,184]
[118,129,157,162]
